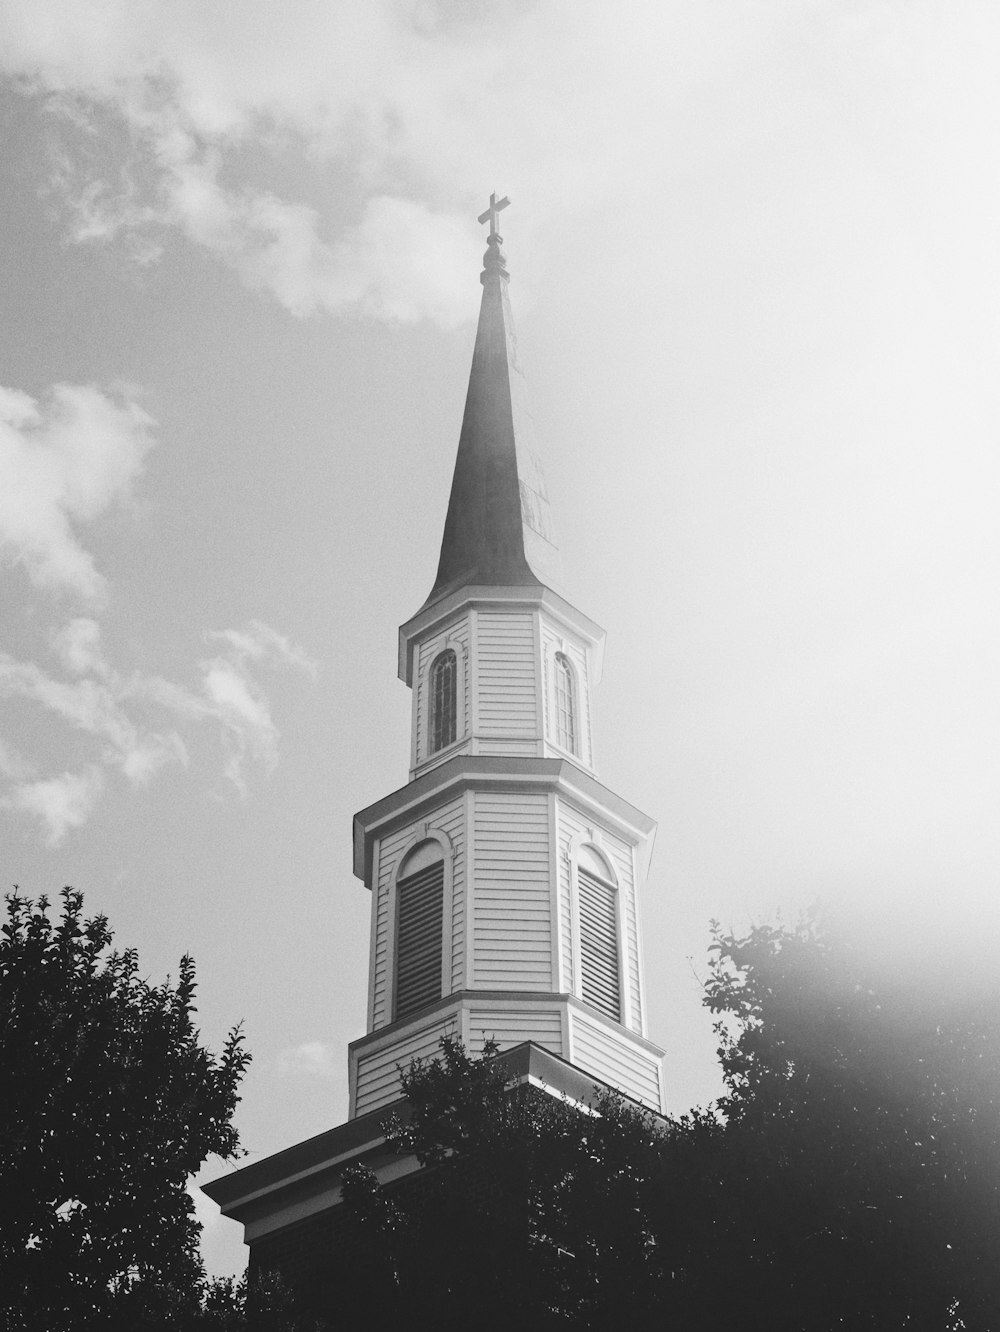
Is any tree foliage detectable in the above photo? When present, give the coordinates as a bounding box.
[5,886,995,1330]
[333,1036,716,1329]
[327,918,1000,1331]
[0,888,250,1330]
[702,914,1000,1329]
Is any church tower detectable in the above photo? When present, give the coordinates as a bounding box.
[349,198,663,1116]
[204,199,664,1266]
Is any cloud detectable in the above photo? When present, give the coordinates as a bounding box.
[0,0,774,324]
[0,736,32,781]
[3,0,998,339]
[0,383,154,600]
[0,616,316,841]
[132,619,317,796]
[0,0,502,323]
[52,616,111,677]
[3,765,105,845]
[206,620,319,679]
[276,1041,338,1081]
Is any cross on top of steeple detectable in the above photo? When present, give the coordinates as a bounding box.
[477,191,510,242]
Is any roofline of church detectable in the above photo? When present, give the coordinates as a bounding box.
[398,582,606,686]
[352,754,657,885]
[202,1041,669,1224]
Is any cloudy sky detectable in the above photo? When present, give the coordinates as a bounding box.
[3,0,999,1277]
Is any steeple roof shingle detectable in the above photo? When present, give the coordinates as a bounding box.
[422,222,564,609]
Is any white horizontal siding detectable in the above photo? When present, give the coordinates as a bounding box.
[474,737,538,757]
[556,802,578,993]
[569,1011,661,1111]
[467,1006,564,1057]
[475,610,538,738]
[354,1015,457,1116]
[472,791,553,990]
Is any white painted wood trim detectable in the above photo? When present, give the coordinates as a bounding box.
[365,837,381,1033]
[550,790,565,992]
[630,840,649,1038]
[531,605,544,736]
[468,607,480,752]
[347,1042,358,1118]
[582,641,595,769]
[409,669,419,773]
[463,786,476,989]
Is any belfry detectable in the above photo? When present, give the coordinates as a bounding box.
[205,198,664,1272]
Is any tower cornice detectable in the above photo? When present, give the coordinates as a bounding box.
[398,582,605,686]
[352,754,656,887]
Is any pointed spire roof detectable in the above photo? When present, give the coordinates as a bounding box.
[421,199,564,609]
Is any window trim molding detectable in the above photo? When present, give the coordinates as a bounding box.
[546,640,586,764]
[388,827,455,1025]
[419,637,467,766]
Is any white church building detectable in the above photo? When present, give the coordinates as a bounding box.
[204,197,664,1279]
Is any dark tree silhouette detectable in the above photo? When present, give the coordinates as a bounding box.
[325,918,1000,1331]
[701,914,1000,1330]
[0,888,250,1330]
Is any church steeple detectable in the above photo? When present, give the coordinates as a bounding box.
[425,195,563,608]
[348,200,664,1119]
[203,203,667,1273]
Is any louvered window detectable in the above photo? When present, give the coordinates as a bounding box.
[429,650,457,753]
[554,653,576,754]
[395,860,444,1021]
[578,866,620,1021]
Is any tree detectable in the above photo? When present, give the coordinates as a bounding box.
[0,887,250,1330]
[702,914,1000,1330]
[323,918,1000,1330]
[332,1036,696,1329]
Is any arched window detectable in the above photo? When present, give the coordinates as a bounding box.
[429,649,457,753]
[577,846,620,1021]
[554,652,577,754]
[395,843,444,1021]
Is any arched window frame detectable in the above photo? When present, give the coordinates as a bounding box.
[386,828,454,1026]
[567,836,627,1027]
[420,639,466,765]
[549,646,583,759]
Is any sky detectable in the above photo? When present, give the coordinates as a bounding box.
[2,0,999,1279]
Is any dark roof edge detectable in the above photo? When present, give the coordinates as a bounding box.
[202,1041,668,1215]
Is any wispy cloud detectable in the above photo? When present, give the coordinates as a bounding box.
[0,0,751,325]
[3,0,999,340]
[0,617,316,843]
[0,383,153,601]
[206,620,318,679]
[276,1040,338,1081]
[3,765,106,846]
[2,0,490,325]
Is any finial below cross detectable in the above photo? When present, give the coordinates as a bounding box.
[477,191,510,241]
